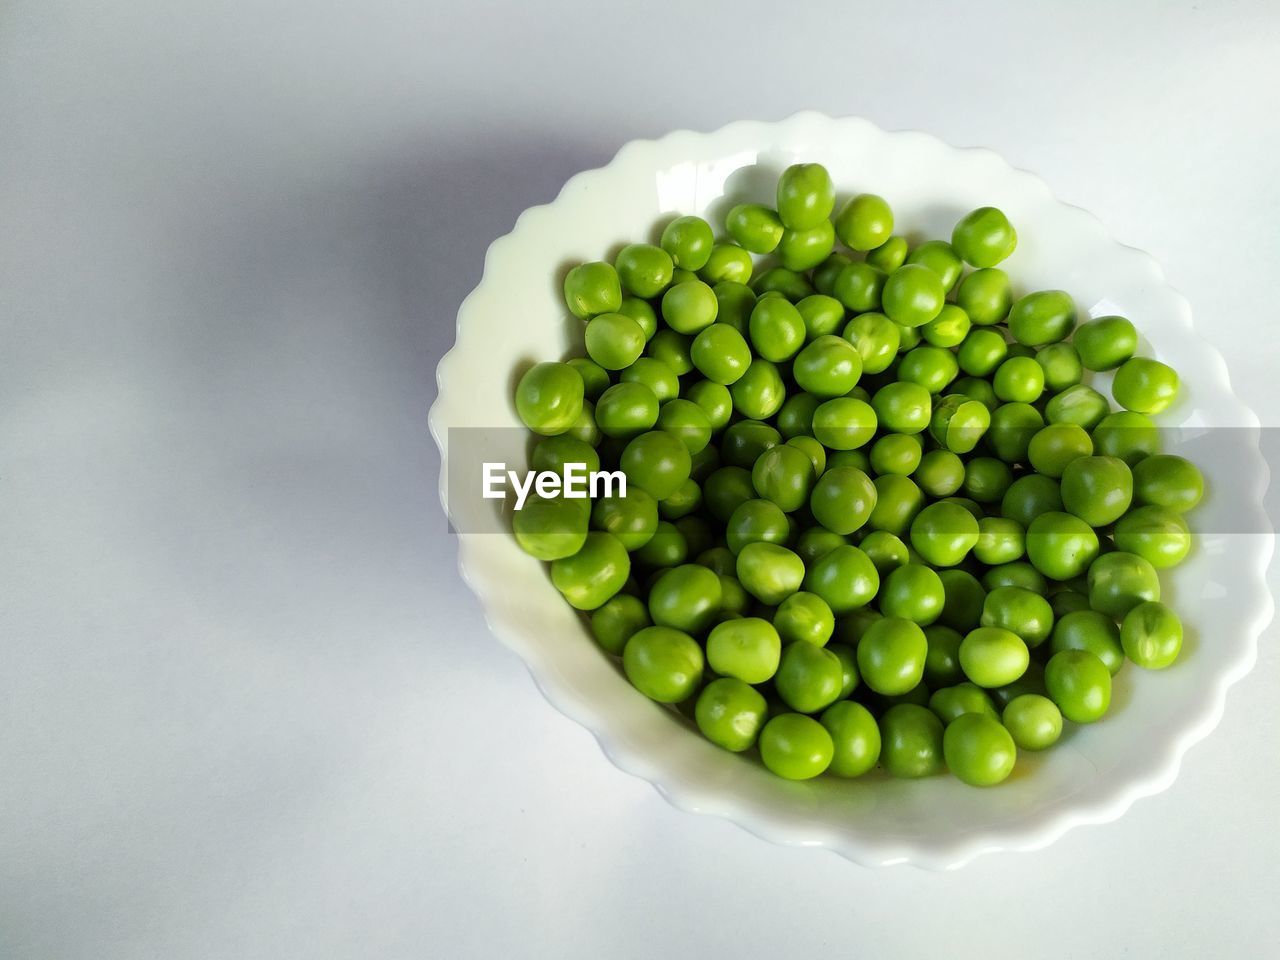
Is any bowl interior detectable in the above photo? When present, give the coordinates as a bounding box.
[432,116,1270,866]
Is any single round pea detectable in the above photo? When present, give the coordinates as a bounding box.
[914,449,966,498]
[930,395,991,454]
[690,323,752,385]
[1044,649,1111,723]
[661,279,719,335]
[812,397,878,451]
[871,433,923,476]
[981,585,1054,648]
[516,361,585,436]
[959,626,1030,688]
[896,323,923,351]
[648,564,722,634]
[774,591,836,646]
[725,203,785,254]
[591,486,659,551]
[1028,423,1094,478]
[880,563,945,625]
[620,430,692,500]
[730,359,787,420]
[952,206,1017,268]
[1113,504,1191,568]
[1087,550,1161,619]
[775,640,845,713]
[1074,315,1137,371]
[872,381,932,434]
[963,457,1013,503]
[859,529,909,574]
[695,678,768,752]
[984,402,1042,464]
[910,500,980,567]
[1046,384,1110,430]
[1050,588,1092,618]
[1059,455,1133,527]
[700,243,754,285]
[882,264,946,327]
[614,243,674,298]
[879,703,945,778]
[827,448,871,472]
[819,701,880,777]
[759,713,834,780]
[974,516,1026,566]
[857,617,928,695]
[982,561,1048,596]
[793,335,863,398]
[898,345,960,394]
[993,355,1046,403]
[658,480,702,522]
[802,544,880,614]
[633,520,688,567]
[906,240,964,290]
[952,376,1000,412]
[623,625,703,702]
[944,713,1017,787]
[786,436,826,477]
[795,294,846,341]
[712,280,757,334]
[620,357,679,403]
[752,443,815,513]
[956,267,1012,325]
[929,682,999,725]
[512,493,589,561]
[564,261,622,319]
[646,329,694,374]
[550,531,631,610]
[776,162,835,230]
[1025,511,1100,581]
[706,616,782,683]
[776,393,821,439]
[832,261,886,313]
[809,466,878,535]
[867,474,926,537]
[735,542,805,605]
[778,221,836,272]
[866,234,909,272]
[842,312,901,374]
[921,624,964,685]
[752,266,815,301]
[567,357,611,401]
[812,253,852,296]
[1132,455,1204,512]
[726,498,790,555]
[1121,600,1183,670]
[833,193,893,251]
[748,296,806,362]
[922,303,972,348]
[1092,411,1161,466]
[937,569,987,633]
[1112,357,1180,414]
[584,312,646,370]
[660,215,715,270]
[1001,474,1063,529]
[1036,342,1083,393]
[566,400,601,446]
[794,527,848,568]
[618,296,659,342]
[1008,290,1076,346]
[721,419,781,469]
[590,593,651,655]
[532,434,600,478]
[1050,609,1124,675]
[1001,694,1062,751]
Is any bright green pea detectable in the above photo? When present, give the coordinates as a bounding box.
[735,541,805,605]
[614,243,674,298]
[1044,649,1111,723]
[867,474,926,537]
[986,402,1044,463]
[550,531,631,610]
[857,617,928,695]
[842,312,901,374]
[859,529,909,574]
[730,359,786,420]
[532,435,601,478]
[1025,511,1100,581]
[930,682,999,724]
[832,261,886,312]
[774,591,835,646]
[725,203,785,254]
[1046,384,1110,430]
[833,193,894,251]
[751,266,816,301]
[796,294,846,340]
[1112,357,1180,414]
[792,335,863,398]
[870,433,923,476]
[896,323,923,351]
[1050,610,1124,675]
[910,500,980,567]
[809,467,878,535]
[981,585,1054,648]
[776,393,821,439]
[878,704,945,778]
[658,477,702,520]
[962,456,1012,503]
[725,498,789,555]
[898,345,960,394]
[952,206,1017,268]
[872,381,932,434]
[564,261,623,319]
[1036,341,1084,392]
[1074,315,1137,371]
[1121,600,1183,669]
[914,449,966,498]
[646,329,694,374]
[686,382,734,435]
[944,713,1017,787]
[706,616,782,683]
[956,267,1012,325]
[906,240,963,290]
[959,626,1030,688]
[690,323,752,385]
[866,235,909,272]
[585,312,646,370]
[620,430,692,500]
[880,563,945,625]
[699,243,754,285]
[619,357,678,403]
[1002,694,1062,751]
[633,520,688,567]
[924,624,966,685]
[795,527,848,568]
[982,561,1048,596]
[1008,290,1076,346]
[712,281,757,334]
[748,296,806,362]
[566,399,600,446]
[803,544,880,614]
[930,394,991,453]
[1087,550,1160,619]
[623,625,703,702]
[590,593,651,655]
[1060,455,1133,527]
[695,678,768,752]
[568,357,611,400]
[812,397,878,450]
[812,253,852,296]
[515,361,585,436]
[819,701,880,777]
[975,516,1026,565]
[759,713,834,780]
[752,443,816,513]
[1132,455,1204,512]
[1114,504,1191,568]
[786,435,826,477]
[952,376,1000,412]
[1093,411,1161,466]
[882,263,946,327]
[512,493,589,561]
[648,563,722,634]
[937,569,987,633]
[775,640,845,713]
[778,220,835,272]
[923,304,972,348]
[661,279,719,335]
[660,215,715,270]
[1001,474,1063,528]
[993,355,1046,403]
[776,162,835,230]
[591,486,659,551]
[1028,423,1094,478]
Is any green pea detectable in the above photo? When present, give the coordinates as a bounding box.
[695,678,768,752]
[1035,342,1083,393]
[646,329,694,374]
[1132,455,1204,512]
[565,399,600,446]
[993,355,1045,403]
[790,335,861,398]
[857,617,928,695]
[1112,357,1180,414]
[748,296,806,362]
[620,357,679,403]
[550,531,631,610]
[818,701,880,777]
[812,253,852,296]
[1008,290,1076,346]
[812,397,878,450]
[928,683,998,726]
[1050,588,1092,618]
[1025,511,1100,581]
[896,323,923,351]
[832,261,886,312]
[795,527,848,568]
[1074,315,1137,371]
[1059,455,1133,527]
[872,381,932,434]
[899,345,960,394]
[725,203,785,254]
[930,394,990,454]
[959,626,1030,688]
[1093,411,1161,466]
[759,713,834,780]
[532,434,600,478]
[879,703,945,778]
[1001,474,1063,528]
[644,562,718,630]
[975,516,1026,565]
[590,593,651,655]
[786,435,826,477]
[1113,504,1191,568]
[511,493,589,561]
[634,520,689,567]
[982,561,1047,596]
[989,660,1047,709]
[658,477,702,520]
[803,544,880,614]
[661,279,719,335]
[660,215,715,270]
[880,563,945,625]
[618,297,659,342]
[1046,384,1110,430]
[689,323,752,386]
[584,312,646,370]
[906,240,963,290]
[716,574,749,618]
[924,624,966,684]
[591,486,659,551]
[986,402,1043,464]
[1050,610,1124,675]
[614,243,674,298]
[1121,600,1183,670]
[623,625,703,702]
[1044,649,1111,723]
[833,193,893,250]
[1028,423,1093,478]
[735,541,805,605]
[775,640,845,713]
[721,419,781,469]
[621,429,693,499]
[725,498,788,556]
[914,449,966,498]
[827,448,871,472]
[796,294,846,341]
[882,264,946,327]
[859,529,910,574]
[706,616,782,683]
[922,304,972,349]
[1001,694,1063,751]
[752,443,815,513]
[981,585,1054,648]
[730,359,786,420]
[944,713,1017,787]
[956,267,1012,325]
[952,206,1017,268]
[699,243,754,285]
[567,357,611,400]
[776,162,835,230]
[935,571,985,635]
[776,393,821,439]
[866,234,909,272]
[963,456,1012,503]
[684,384,732,436]
[516,361,585,436]
[867,474,926,537]
[773,591,836,646]
[809,466,878,535]
[952,376,1000,412]
[751,266,816,301]
[564,261,623,319]
[1087,550,1160,619]
[712,281,757,334]
[910,500,980,567]
[778,220,835,272]
[870,432,923,476]
[842,312,901,374]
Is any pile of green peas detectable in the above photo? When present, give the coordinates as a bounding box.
[512,161,1202,787]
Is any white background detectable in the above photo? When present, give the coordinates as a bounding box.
[3,2,1278,957]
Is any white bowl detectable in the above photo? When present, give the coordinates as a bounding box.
[429,113,1273,869]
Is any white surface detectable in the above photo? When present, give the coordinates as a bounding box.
[2,0,1278,955]
[431,113,1273,868]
